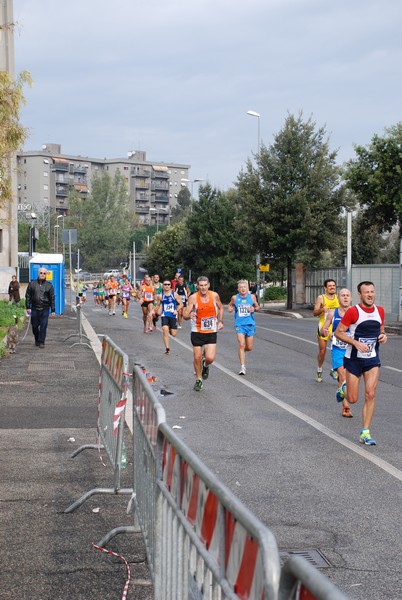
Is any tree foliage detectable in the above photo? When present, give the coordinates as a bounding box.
[18,222,50,253]
[178,185,256,295]
[65,172,131,271]
[170,187,191,224]
[0,70,31,209]
[237,113,346,306]
[344,124,402,238]
[145,222,186,278]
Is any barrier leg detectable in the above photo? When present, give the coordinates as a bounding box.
[64,487,133,513]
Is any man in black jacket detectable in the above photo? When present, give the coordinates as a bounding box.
[25,268,56,348]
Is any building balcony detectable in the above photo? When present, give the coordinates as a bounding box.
[135,205,151,214]
[56,186,69,197]
[154,195,169,204]
[151,181,169,191]
[135,181,150,190]
[132,168,151,178]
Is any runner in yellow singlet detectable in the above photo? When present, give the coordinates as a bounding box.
[313,279,339,382]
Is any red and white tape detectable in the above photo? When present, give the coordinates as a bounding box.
[93,543,131,600]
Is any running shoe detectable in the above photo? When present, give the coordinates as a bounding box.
[193,379,203,392]
[178,325,182,329]
[336,381,347,403]
[201,357,209,380]
[359,429,376,446]
[165,348,170,355]
[239,365,246,376]
[123,312,128,318]
[316,371,323,383]
[143,327,147,334]
[329,369,339,381]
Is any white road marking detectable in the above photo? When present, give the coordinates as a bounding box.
[256,324,317,346]
[383,365,402,373]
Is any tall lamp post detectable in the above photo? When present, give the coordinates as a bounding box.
[247,110,261,299]
[180,178,205,212]
[53,224,60,252]
[56,214,64,253]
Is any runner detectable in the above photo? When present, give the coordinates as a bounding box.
[227,279,259,376]
[175,275,188,328]
[313,279,339,382]
[139,273,155,333]
[320,288,353,418]
[120,274,134,318]
[97,279,105,307]
[183,275,224,391]
[152,273,163,330]
[334,281,387,446]
[155,279,183,354]
[107,275,118,315]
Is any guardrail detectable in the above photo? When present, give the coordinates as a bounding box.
[65,335,132,513]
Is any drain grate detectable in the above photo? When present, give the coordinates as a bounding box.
[28,361,76,372]
[279,549,331,568]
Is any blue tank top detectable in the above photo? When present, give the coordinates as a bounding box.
[161,293,177,318]
[234,292,255,327]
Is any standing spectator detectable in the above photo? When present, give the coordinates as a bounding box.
[25,268,56,348]
[8,275,21,305]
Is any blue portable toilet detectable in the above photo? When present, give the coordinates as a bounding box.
[29,253,65,315]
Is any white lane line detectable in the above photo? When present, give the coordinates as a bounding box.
[383,365,402,373]
[171,335,402,483]
[256,325,317,346]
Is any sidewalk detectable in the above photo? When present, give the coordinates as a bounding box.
[0,308,153,600]
[261,302,402,334]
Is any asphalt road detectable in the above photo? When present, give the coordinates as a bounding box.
[82,296,402,600]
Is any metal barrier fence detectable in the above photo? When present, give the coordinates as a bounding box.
[63,304,91,349]
[65,335,132,513]
[279,555,348,600]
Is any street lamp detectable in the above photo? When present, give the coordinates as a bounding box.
[56,214,64,256]
[180,178,205,212]
[54,224,60,252]
[28,212,37,257]
[247,110,261,300]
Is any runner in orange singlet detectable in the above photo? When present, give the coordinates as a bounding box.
[183,275,224,391]
[139,273,155,333]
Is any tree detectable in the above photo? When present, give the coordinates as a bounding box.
[0,70,31,209]
[178,185,256,297]
[170,187,191,224]
[344,123,402,239]
[145,222,185,277]
[237,113,346,308]
[18,222,51,253]
[67,172,131,271]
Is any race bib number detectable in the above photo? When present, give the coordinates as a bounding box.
[238,304,251,317]
[333,332,349,349]
[145,292,153,301]
[164,303,175,313]
[201,317,216,332]
[357,337,377,359]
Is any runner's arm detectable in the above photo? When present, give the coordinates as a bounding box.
[319,309,334,337]
[214,292,224,330]
[227,295,236,313]
[313,294,324,317]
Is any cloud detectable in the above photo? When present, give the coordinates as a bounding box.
[13,0,402,188]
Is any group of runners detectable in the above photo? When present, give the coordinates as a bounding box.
[88,270,387,448]
[314,278,387,446]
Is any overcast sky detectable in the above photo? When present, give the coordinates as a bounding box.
[13,0,402,191]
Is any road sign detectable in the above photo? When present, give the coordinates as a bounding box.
[259,264,270,272]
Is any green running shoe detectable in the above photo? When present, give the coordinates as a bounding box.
[359,429,376,446]
[194,379,203,392]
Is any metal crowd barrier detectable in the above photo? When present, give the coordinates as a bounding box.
[65,335,132,513]
[279,555,349,600]
[63,304,91,349]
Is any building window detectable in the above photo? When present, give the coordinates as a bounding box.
[43,171,48,177]
[44,184,48,190]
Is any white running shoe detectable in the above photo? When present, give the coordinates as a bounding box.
[239,365,246,376]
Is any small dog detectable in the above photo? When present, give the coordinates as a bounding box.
[6,315,19,354]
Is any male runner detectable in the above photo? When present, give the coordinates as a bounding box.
[175,275,188,328]
[183,276,224,391]
[320,288,353,417]
[227,279,259,375]
[313,279,339,382]
[155,279,183,354]
[334,281,387,446]
[152,274,163,329]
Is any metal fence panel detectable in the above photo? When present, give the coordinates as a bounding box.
[65,335,131,513]
[155,425,281,600]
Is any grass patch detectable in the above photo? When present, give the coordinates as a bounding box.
[0,301,27,357]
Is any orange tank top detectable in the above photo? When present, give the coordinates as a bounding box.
[142,284,154,302]
[192,291,217,334]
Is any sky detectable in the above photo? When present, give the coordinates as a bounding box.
[12,0,402,191]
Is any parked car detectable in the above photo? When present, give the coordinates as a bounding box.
[103,269,120,278]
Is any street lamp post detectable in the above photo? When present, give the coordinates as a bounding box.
[247,110,261,300]
[54,224,60,252]
[56,214,63,253]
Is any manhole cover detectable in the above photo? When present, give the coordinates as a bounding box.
[28,361,76,371]
[279,549,331,568]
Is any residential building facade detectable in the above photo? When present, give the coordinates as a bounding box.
[16,144,191,229]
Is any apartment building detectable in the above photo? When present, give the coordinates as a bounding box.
[16,144,191,228]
